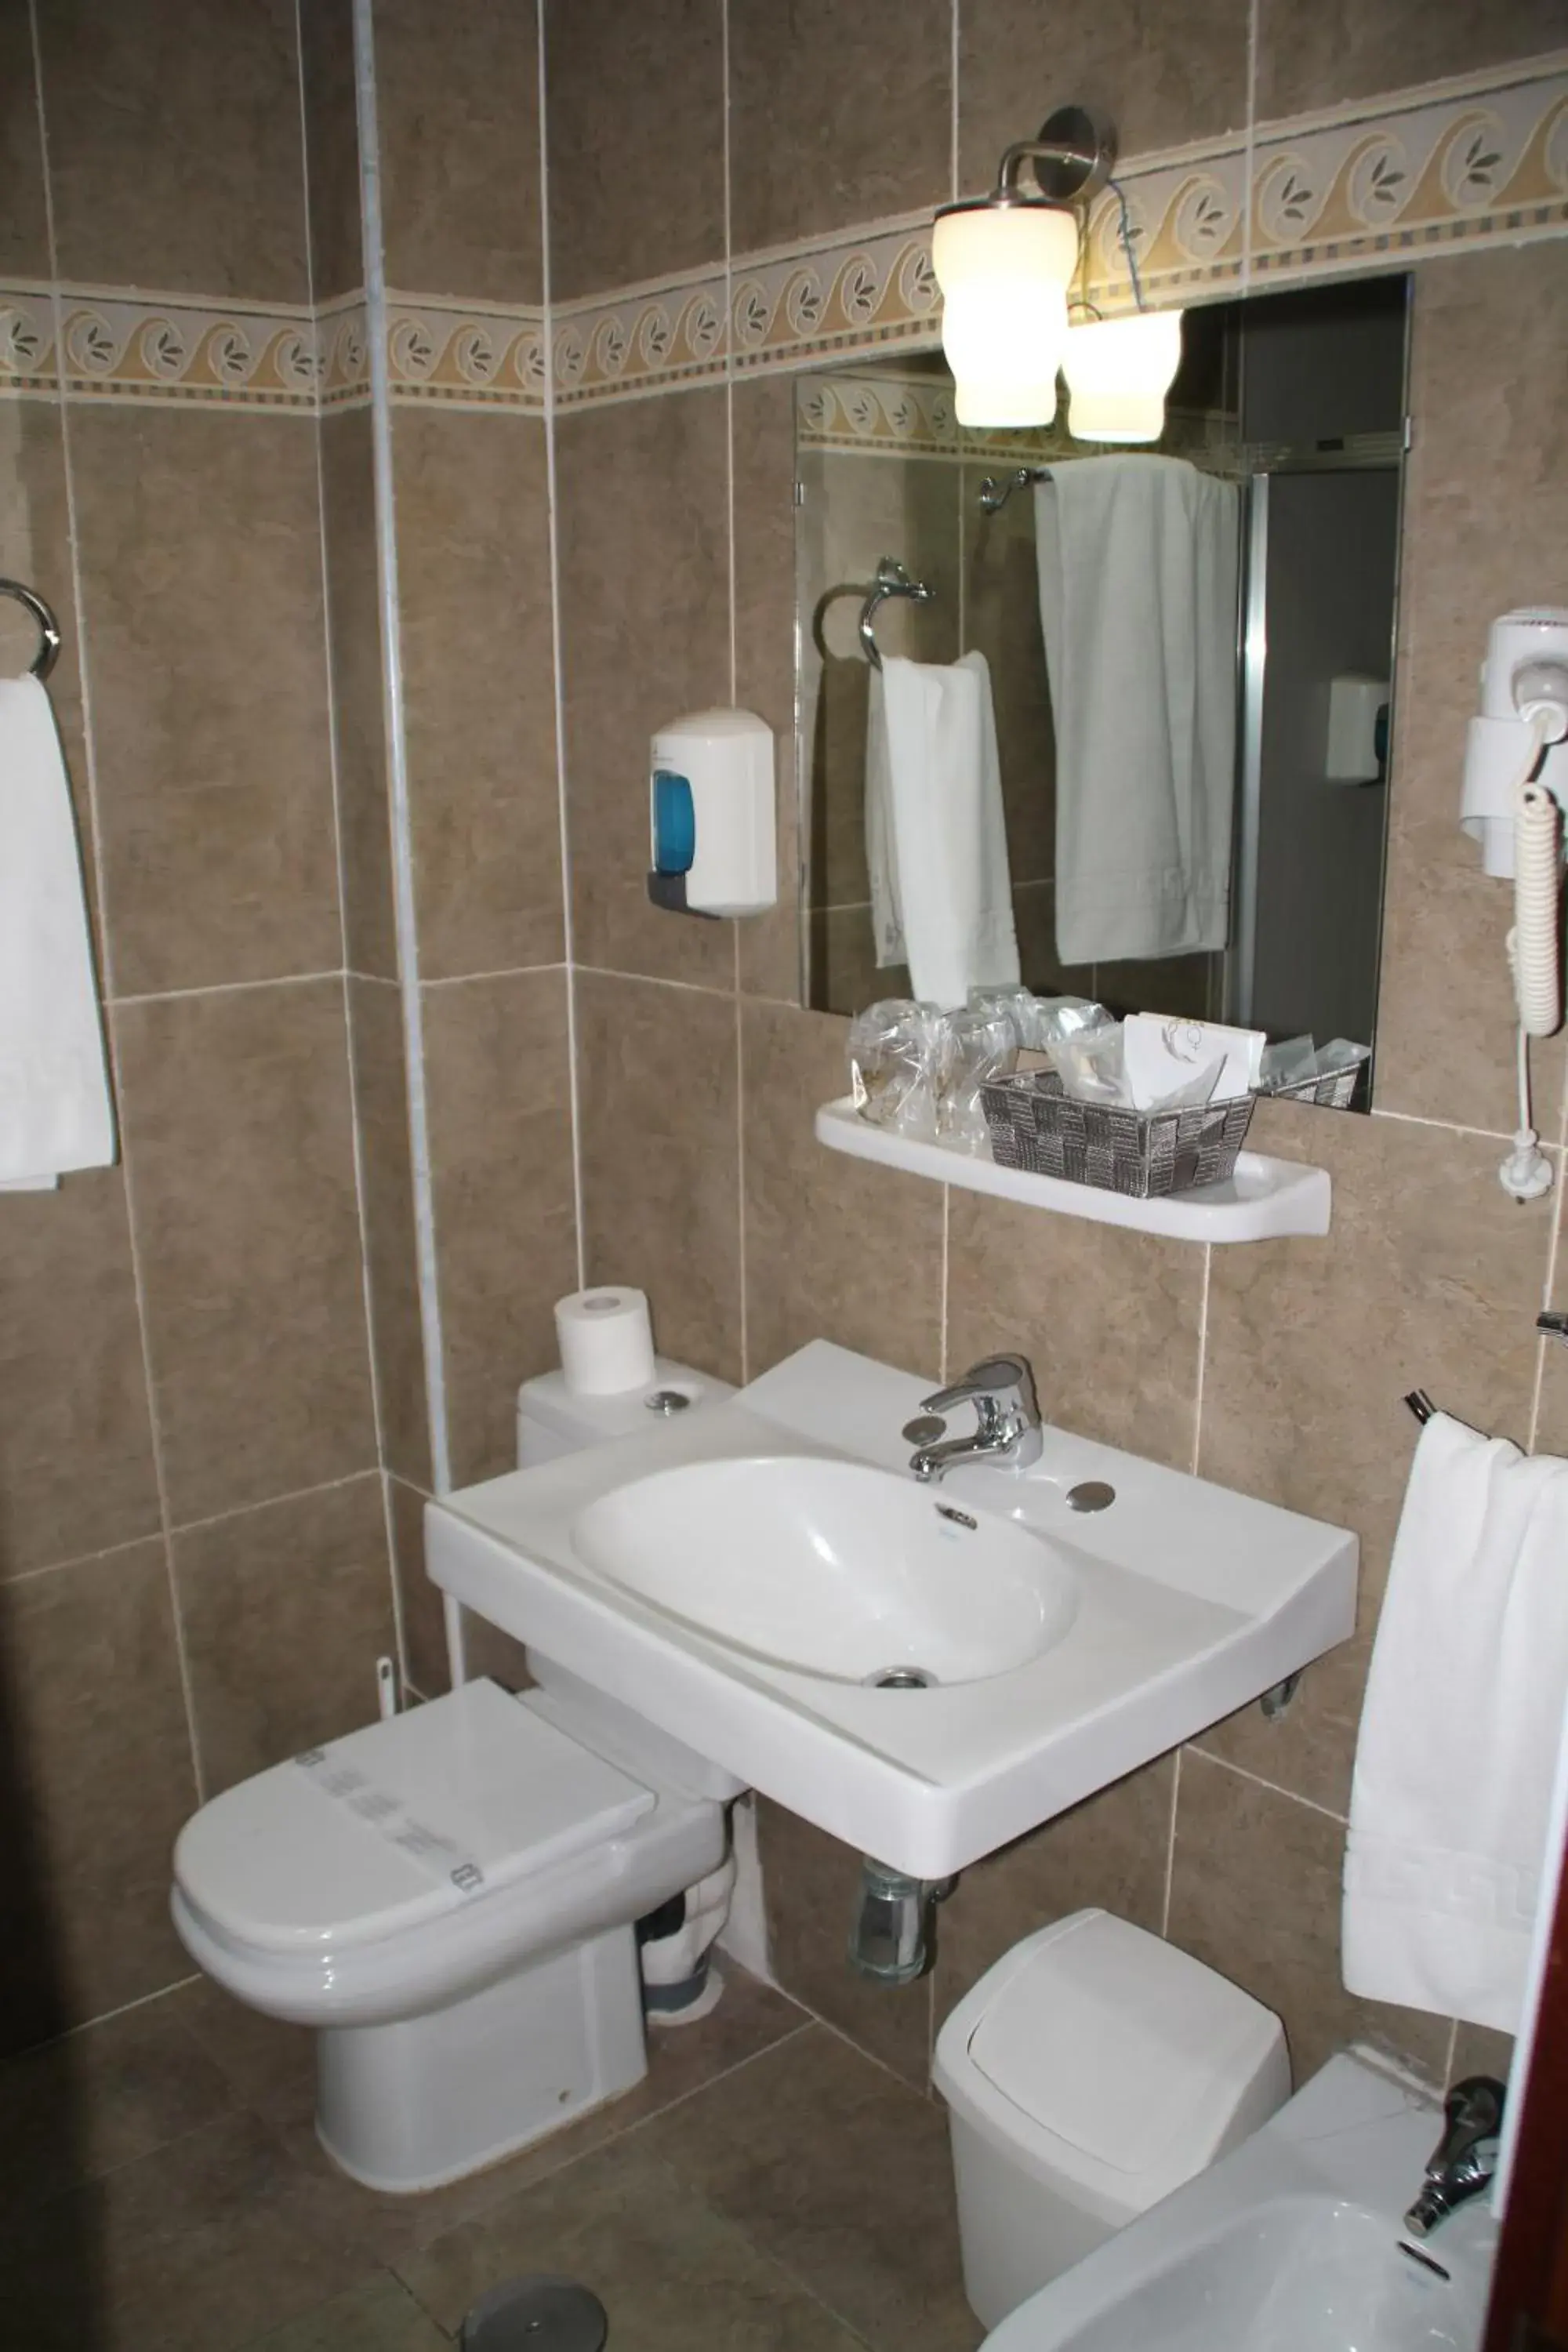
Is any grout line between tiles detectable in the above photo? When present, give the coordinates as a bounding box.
[419,960,570,989]
[537,0,587,1301]
[1183,1740,1349,1825]
[1,1527,169,1588]
[1162,1746,1182,1937]
[575,960,741,1002]
[165,1465,382,1543]
[27,0,208,1805]
[108,967,347,1009]
[11,1970,205,2056]
[1369,1104,1518,1146]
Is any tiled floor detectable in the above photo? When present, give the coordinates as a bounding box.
[0,1964,983,2352]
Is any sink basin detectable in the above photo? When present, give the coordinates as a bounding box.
[427,1340,1358,1878]
[572,1455,1078,1685]
[986,2051,1496,2352]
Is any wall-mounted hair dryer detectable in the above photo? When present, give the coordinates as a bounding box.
[1460,608,1568,1201]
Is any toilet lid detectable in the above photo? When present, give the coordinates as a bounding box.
[174,1680,655,1957]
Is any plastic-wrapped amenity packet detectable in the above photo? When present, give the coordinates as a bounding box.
[1049,1022,1133,1105]
[935,1007,1018,1153]
[848,999,946,1137]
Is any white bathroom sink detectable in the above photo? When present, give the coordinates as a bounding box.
[985,2052,1497,2352]
[426,1341,1357,1877]
[572,1455,1078,1685]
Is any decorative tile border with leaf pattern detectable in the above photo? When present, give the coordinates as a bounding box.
[2,53,1563,419]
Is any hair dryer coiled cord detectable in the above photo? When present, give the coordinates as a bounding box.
[1501,712,1560,1202]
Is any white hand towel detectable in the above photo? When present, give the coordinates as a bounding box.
[863,650,1020,1010]
[1034,456,1240,966]
[1342,1411,1568,2034]
[0,674,114,1185]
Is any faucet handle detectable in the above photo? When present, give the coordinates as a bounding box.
[1428,2076,1505,2172]
[922,1354,1040,1431]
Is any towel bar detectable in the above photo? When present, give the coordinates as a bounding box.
[0,578,61,681]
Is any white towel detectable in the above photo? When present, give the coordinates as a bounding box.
[1342,1412,1568,2034]
[1034,457,1240,966]
[864,650,1020,1011]
[0,674,114,1186]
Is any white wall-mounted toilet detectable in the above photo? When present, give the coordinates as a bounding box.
[171,1359,738,2195]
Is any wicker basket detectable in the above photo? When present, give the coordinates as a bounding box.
[1261,1053,1369,1111]
[979,1069,1255,1198]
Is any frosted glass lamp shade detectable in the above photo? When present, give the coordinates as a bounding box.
[933,202,1079,428]
[1063,309,1184,442]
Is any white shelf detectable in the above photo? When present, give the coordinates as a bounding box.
[815,1097,1331,1243]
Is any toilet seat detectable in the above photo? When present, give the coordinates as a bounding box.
[176,1678,653,1958]
[172,1680,725,2030]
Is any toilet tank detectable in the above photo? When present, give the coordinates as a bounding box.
[517,1360,735,1467]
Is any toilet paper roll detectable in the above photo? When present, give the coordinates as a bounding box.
[554,1287,656,1398]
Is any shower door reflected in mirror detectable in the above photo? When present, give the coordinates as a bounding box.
[796,274,1410,1107]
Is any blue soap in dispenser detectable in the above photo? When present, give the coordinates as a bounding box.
[647,709,776,917]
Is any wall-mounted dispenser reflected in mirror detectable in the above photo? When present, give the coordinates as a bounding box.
[796,273,1412,1113]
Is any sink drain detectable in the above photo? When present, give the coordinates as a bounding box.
[865,1665,936,1690]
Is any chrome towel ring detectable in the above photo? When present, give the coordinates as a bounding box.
[0,578,62,680]
[858,557,935,668]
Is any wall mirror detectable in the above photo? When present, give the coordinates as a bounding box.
[795,273,1410,1109]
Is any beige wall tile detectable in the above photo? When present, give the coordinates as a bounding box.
[0,1171,159,1582]
[374,0,543,303]
[1167,1751,1451,2085]
[728,0,951,253]
[756,1798,934,2090]
[935,1758,1175,2025]
[543,0,724,300]
[557,393,736,989]
[71,409,340,996]
[946,1197,1204,1471]
[1375,244,1568,1132]
[575,971,743,1384]
[0,8,49,280]
[423,969,579,1488]
[958,0,1249,198]
[741,1000,943,1381]
[1194,1098,1550,1813]
[37,0,309,300]
[114,979,378,1526]
[1451,2021,1514,2086]
[0,1544,195,2053]
[1255,0,1566,122]
[173,1472,395,1795]
[323,411,397,982]
[394,411,563,980]
[733,376,804,1005]
[347,978,430,1488]
[299,0,362,303]
[388,1475,445,1697]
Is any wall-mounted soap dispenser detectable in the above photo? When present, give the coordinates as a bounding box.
[648,708,776,917]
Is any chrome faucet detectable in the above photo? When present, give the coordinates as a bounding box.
[1403,2076,1506,2239]
[909,1355,1044,1484]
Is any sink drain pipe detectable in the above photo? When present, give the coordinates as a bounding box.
[848,1857,955,1984]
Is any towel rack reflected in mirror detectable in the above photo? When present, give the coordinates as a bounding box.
[858,557,935,668]
[0,579,61,681]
